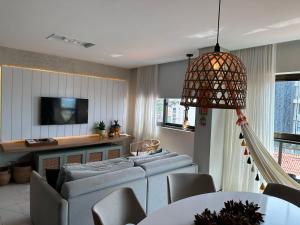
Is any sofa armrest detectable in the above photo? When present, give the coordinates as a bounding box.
[61,167,146,199]
[30,171,68,225]
[140,155,193,176]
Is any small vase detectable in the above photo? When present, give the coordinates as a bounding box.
[98,130,106,138]
[114,127,121,136]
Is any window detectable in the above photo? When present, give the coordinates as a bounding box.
[275,76,300,135]
[274,74,300,179]
[156,98,196,131]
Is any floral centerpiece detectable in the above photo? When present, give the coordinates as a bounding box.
[194,200,264,225]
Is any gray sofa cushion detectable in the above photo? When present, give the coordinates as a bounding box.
[133,152,178,165]
[128,149,169,159]
[140,155,193,176]
[129,150,178,165]
[56,158,134,191]
[61,167,146,199]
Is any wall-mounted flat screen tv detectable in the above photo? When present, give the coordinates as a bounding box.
[40,97,88,125]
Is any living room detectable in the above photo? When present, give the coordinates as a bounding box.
[0,1,300,225]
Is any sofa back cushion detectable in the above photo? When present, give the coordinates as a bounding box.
[61,166,146,198]
[129,150,178,165]
[139,155,194,176]
[56,157,134,191]
[62,167,147,225]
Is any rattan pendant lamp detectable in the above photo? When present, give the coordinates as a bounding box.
[180,0,247,109]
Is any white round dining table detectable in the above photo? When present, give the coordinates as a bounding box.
[138,192,300,225]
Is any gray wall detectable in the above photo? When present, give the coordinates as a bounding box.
[157,57,195,157]
[277,40,300,73]
[157,47,215,159]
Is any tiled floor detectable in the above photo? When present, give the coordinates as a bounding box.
[0,184,31,225]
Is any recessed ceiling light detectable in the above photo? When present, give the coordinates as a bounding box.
[111,54,123,58]
[46,34,95,48]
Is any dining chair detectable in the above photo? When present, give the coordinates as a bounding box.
[263,183,300,207]
[167,173,216,204]
[92,187,146,225]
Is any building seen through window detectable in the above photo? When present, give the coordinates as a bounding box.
[274,78,300,179]
[155,98,195,130]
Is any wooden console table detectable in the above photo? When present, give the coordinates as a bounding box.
[0,134,134,176]
[0,134,133,153]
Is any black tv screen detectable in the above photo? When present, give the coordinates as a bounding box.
[40,97,88,125]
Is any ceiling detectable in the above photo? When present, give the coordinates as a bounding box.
[1,0,300,69]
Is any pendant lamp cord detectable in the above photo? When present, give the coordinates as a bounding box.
[186,53,193,67]
[215,0,221,52]
[216,0,221,44]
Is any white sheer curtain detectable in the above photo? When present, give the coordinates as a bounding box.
[133,65,158,140]
[222,45,276,192]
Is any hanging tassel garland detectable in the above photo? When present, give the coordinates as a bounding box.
[251,165,255,172]
[239,133,244,139]
[247,157,251,164]
[255,174,260,181]
[260,183,266,191]
[241,140,247,146]
[243,148,248,155]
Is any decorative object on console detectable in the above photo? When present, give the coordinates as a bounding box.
[13,162,32,184]
[194,200,264,225]
[0,166,11,186]
[25,138,58,147]
[108,126,115,138]
[112,120,121,136]
[95,121,106,138]
[180,0,247,109]
[130,139,161,156]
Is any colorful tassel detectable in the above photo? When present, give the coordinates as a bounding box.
[260,183,266,191]
[251,165,255,172]
[247,157,251,164]
[239,133,244,139]
[243,148,248,155]
[255,174,260,181]
[241,139,247,146]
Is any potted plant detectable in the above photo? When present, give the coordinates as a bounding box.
[112,120,121,136]
[95,121,106,138]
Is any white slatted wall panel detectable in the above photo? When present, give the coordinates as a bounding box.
[1,66,128,141]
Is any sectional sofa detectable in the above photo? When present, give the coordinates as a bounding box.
[30,153,197,225]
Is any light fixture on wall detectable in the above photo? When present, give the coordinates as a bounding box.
[180,0,247,109]
[182,54,193,130]
[46,34,95,48]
